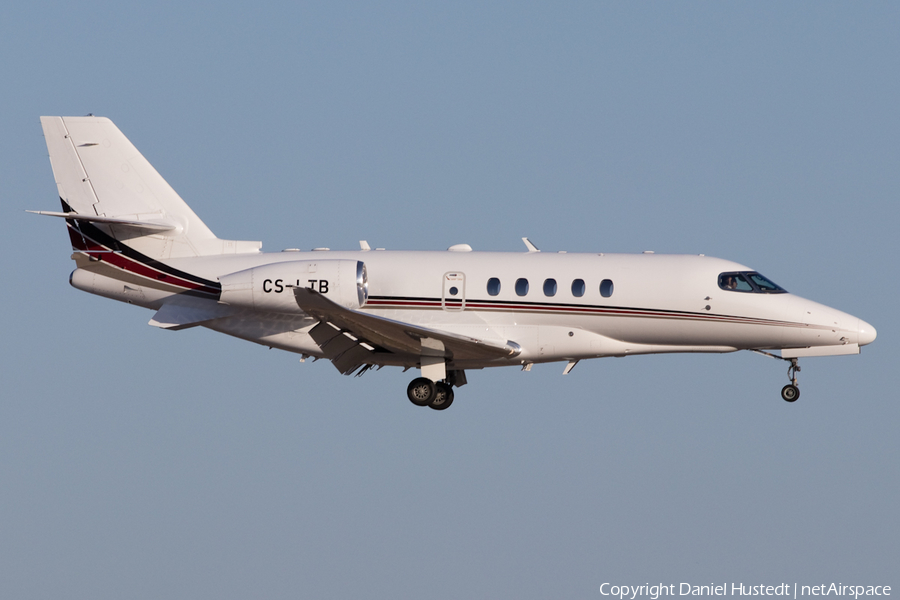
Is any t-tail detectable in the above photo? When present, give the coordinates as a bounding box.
[34,116,261,301]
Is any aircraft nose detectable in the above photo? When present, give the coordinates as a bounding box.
[858,319,877,346]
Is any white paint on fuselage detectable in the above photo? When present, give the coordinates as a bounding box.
[158,250,867,366]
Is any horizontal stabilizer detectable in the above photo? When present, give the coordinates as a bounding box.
[27,210,177,233]
[149,298,237,330]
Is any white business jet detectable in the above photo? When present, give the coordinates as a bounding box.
[33,116,876,410]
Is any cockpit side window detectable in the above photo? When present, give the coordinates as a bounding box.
[718,271,788,294]
[746,272,786,293]
[718,272,754,292]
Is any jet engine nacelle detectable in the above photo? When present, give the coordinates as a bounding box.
[218,259,367,313]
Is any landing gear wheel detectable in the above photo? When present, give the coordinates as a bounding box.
[429,382,454,411]
[407,377,435,406]
[781,384,800,402]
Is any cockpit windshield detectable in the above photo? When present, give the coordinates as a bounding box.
[718,271,787,294]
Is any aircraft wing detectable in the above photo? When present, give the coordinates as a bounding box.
[292,287,520,375]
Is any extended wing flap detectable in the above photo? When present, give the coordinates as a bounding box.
[330,342,377,375]
[292,287,519,374]
[306,321,375,374]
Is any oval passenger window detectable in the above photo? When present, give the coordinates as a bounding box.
[487,277,501,296]
[515,278,529,296]
[600,279,614,298]
[543,278,557,297]
[571,279,585,297]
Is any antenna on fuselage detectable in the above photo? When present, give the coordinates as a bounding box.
[521,237,540,252]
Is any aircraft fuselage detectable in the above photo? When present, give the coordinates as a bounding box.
[71,249,874,368]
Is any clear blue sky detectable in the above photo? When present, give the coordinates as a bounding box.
[2,2,897,598]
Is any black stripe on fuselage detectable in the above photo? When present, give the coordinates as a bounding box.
[366,295,799,327]
[60,198,222,297]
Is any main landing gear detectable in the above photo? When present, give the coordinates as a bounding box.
[781,358,800,403]
[406,377,457,411]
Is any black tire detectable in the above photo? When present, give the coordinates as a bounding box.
[429,382,454,411]
[407,377,435,406]
[781,384,800,402]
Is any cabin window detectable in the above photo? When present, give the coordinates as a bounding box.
[600,279,614,298]
[448,286,459,296]
[718,271,787,294]
[543,278,557,297]
[487,277,501,296]
[571,279,585,297]
[515,278,529,296]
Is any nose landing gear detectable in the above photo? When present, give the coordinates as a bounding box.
[751,351,801,402]
[780,358,800,402]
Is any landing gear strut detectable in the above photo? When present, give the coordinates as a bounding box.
[781,358,800,402]
[751,351,801,402]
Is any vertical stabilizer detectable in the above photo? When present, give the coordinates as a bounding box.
[41,116,260,259]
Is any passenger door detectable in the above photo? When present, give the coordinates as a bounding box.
[442,272,466,311]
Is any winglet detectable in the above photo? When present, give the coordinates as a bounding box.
[522,237,540,252]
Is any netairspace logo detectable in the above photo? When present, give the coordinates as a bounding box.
[599,584,892,600]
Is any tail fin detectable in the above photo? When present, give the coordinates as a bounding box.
[40,116,260,259]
